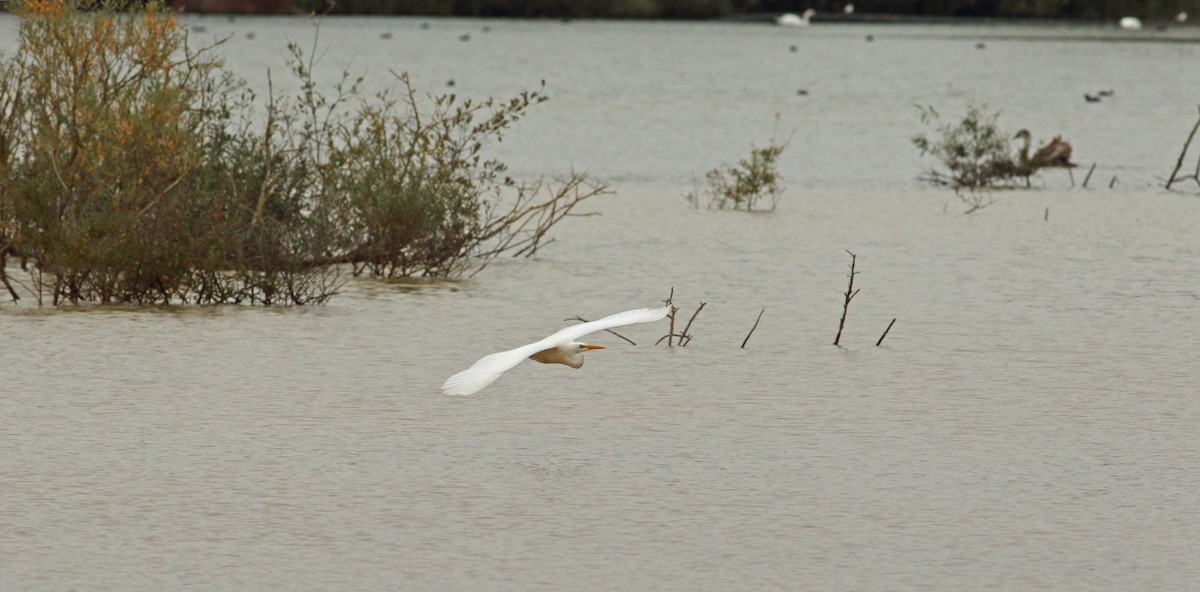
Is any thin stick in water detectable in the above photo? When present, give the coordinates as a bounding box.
[741,308,764,349]
[876,318,896,346]
[679,301,706,347]
[833,250,859,347]
[1082,162,1096,188]
[1166,105,1200,190]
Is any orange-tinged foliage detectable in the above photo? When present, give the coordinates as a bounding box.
[0,1,595,306]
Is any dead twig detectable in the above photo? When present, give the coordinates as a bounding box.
[657,300,705,346]
[1166,105,1200,190]
[654,287,680,346]
[876,318,896,346]
[679,301,705,346]
[741,308,764,349]
[1082,162,1096,188]
[833,250,859,347]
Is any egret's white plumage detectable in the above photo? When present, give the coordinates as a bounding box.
[441,305,670,396]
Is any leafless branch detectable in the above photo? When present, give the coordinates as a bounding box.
[741,308,764,349]
[876,318,896,346]
[834,250,859,347]
[1166,105,1200,190]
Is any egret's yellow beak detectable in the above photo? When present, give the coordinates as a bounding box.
[584,344,606,350]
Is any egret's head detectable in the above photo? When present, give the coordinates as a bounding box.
[574,342,605,352]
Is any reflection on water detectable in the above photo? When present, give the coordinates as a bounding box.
[3,15,1200,591]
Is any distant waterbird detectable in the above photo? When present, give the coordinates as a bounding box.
[441,306,671,396]
[776,9,816,26]
[1084,93,1100,103]
[1119,16,1143,30]
[1015,129,1075,168]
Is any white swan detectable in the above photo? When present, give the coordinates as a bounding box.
[776,8,816,26]
[1119,16,1143,30]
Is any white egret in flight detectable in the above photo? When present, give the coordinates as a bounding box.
[441,305,670,396]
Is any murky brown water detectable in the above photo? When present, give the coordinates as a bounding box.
[3,15,1200,590]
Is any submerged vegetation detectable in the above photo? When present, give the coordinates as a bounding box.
[0,0,604,305]
[687,131,787,212]
[912,104,1028,193]
[913,104,1084,212]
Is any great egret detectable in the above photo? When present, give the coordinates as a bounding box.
[441,305,670,396]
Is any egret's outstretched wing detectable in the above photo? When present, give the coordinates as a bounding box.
[546,305,671,343]
[440,339,552,396]
[440,305,670,396]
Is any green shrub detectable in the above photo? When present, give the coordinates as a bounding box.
[0,0,604,305]
[912,104,1029,191]
[687,136,787,212]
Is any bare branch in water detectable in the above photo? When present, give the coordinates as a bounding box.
[741,308,764,349]
[834,250,859,347]
[876,318,896,346]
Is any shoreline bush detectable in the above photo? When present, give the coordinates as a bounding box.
[0,0,605,305]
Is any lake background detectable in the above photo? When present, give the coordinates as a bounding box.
[2,14,1199,590]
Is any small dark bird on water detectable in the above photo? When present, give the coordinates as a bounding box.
[1085,94,1101,102]
[975,42,985,49]
[1098,89,1114,97]
[459,33,471,41]
[790,44,798,52]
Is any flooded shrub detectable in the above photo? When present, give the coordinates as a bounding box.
[0,0,336,304]
[309,67,606,278]
[687,136,787,212]
[912,104,1028,191]
[0,0,604,305]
